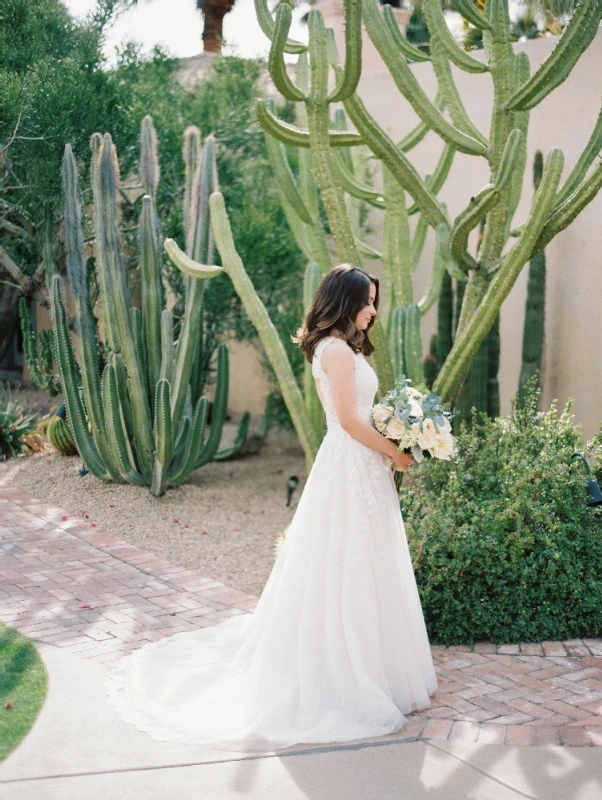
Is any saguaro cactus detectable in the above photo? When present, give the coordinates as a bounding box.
[51,122,248,496]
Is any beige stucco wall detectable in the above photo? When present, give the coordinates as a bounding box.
[230,16,602,437]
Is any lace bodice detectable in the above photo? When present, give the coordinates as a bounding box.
[312,335,379,431]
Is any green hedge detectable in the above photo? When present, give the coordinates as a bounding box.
[404,387,602,645]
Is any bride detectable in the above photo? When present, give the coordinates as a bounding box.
[105,263,438,752]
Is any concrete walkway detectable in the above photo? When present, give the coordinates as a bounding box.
[2,480,602,798]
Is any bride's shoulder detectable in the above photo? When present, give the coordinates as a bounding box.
[320,336,355,368]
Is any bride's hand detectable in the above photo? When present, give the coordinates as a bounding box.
[391,450,414,472]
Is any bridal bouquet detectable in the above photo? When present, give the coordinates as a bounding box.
[371,376,455,489]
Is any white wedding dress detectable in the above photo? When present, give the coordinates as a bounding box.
[105,335,438,752]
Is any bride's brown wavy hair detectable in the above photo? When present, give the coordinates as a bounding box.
[292,264,380,361]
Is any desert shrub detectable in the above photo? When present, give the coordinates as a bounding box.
[0,384,39,460]
[403,386,602,645]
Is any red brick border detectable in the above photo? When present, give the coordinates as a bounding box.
[1,480,602,747]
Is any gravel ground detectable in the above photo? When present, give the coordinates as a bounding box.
[0,424,307,597]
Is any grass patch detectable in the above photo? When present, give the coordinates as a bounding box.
[0,621,48,761]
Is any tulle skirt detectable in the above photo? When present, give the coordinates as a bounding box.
[105,429,438,752]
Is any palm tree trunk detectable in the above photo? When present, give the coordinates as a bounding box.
[197,0,235,53]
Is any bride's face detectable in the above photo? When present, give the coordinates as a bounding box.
[354,282,377,331]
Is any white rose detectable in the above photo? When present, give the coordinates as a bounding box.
[385,417,407,440]
[431,433,455,460]
[372,403,391,432]
[417,417,437,450]
[406,387,424,401]
[408,399,424,419]
[439,416,452,433]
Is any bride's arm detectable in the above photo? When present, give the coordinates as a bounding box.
[322,341,412,469]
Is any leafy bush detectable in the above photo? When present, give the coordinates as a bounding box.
[403,385,602,645]
[0,384,39,460]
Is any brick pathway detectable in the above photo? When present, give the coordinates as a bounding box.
[2,480,602,748]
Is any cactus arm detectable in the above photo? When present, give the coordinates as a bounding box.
[254,0,307,54]
[196,343,229,467]
[214,412,251,460]
[450,185,500,273]
[428,38,489,147]
[264,136,313,224]
[388,306,406,380]
[150,378,173,496]
[173,416,190,461]
[331,149,385,208]
[169,397,209,486]
[328,0,362,102]
[139,115,160,197]
[90,134,119,353]
[62,143,120,479]
[269,4,308,102]
[397,93,445,152]
[354,238,382,260]
[381,4,432,63]
[279,196,317,263]
[95,135,155,478]
[408,144,455,215]
[409,213,429,273]
[19,297,46,391]
[209,191,321,461]
[39,330,61,395]
[139,196,163,393]
[159,308,174,385]
[518,247,545,406]
[494,128,523,192]
[256,100,363,148]
[383,166,412,309]
[51,277,110,480]
[129,306,148,396]
[534,159,602,254]
[436,220,467,281]
[305,12,362,267]
[451,0,491,30]
[403,304,424,384]
[362,0,487,157]
[163,238,224,279]
[506,0,602,112]
[554,102,602,209]
[342,89,449,230]
[100,363,146,486]
[417,226,447,314]
[474,0,519,279]
[435,148,565,401]
[303,262,325,440]
[169,137,218,430]
[183,126,201,251]
[423,0,490,74]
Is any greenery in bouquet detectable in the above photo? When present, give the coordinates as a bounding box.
[402,381,602,646]
[372,376,456,464]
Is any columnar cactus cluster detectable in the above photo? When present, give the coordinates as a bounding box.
[51,119,248,495]
[165,0,602,465]
[258,0,602,417]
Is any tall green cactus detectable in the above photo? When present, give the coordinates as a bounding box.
[518,150,546,408]
[192,0,602,467]
[253,0,602,420]
[50,122,248,496]
[18,297,61,396]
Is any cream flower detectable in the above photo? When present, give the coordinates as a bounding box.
[408,399,424,419]
[439,416,452,434]
[372,403,391,432]
[432,433,455,460]
[417,418,437,450]
[385,417,407,440]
